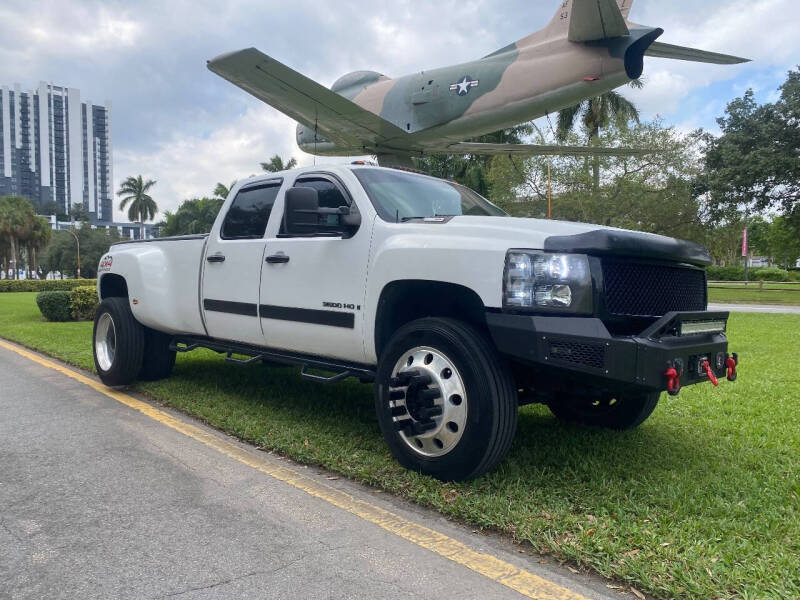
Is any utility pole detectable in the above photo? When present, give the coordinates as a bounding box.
[67,228,81,279]
[547,159,552,220]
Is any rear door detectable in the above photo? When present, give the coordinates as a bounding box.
[259,173,372,363]
[201,179,283,345]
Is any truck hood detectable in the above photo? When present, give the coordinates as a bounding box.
[442,216,712,266]
[446,216,604,240]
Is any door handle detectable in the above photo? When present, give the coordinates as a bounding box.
[206,253,226,263]
[265,254,290,264]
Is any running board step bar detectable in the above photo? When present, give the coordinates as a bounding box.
[170,335,376,383]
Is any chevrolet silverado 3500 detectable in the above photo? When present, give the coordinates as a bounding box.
[94,165,738,481]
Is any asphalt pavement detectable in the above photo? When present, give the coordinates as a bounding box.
[708,303,800,314]
[0,342,631,600]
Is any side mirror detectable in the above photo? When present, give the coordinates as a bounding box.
[283,187,361,237]
[283,187,320,236]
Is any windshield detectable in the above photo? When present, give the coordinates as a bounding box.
[353,168,507,221]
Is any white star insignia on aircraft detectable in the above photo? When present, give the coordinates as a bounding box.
[450,76,479,96]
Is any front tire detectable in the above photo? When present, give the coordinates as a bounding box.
[93,297,145,386]
[375,318,517,482]
[547,391,660,430]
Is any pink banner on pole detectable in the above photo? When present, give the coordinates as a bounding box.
[742,228,748,257]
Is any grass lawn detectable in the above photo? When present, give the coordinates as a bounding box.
[708,286,800,306]
[1,291,798,600]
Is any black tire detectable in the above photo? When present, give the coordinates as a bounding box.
[547,391,660,430]
[138,327,176,381]
[92,297,145,386]
[375,318,517,482]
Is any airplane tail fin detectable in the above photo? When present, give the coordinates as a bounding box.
[542,0,630,42]
[536,0,748,67]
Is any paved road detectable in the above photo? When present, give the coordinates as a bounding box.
[709,303,800,315]
[0,343,628,600]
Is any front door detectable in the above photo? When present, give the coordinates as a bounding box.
[259,173,372,364]
[202,179,283,346]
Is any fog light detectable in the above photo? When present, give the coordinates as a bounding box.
[680,320,726,336]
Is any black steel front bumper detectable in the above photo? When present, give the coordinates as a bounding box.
[486,311,734,393]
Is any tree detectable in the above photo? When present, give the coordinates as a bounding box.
[213,181,237,200]
[27,216,52,278]
[157,197,224,237]
[0,195,38,279]
[488,120,706,242]
[41,226,121,279]
[699,68,800,222]
[117,176,158,239]
[413,123,535,198]
[261,155,297,173]
[70,203,90,222]
[556,80,643,191]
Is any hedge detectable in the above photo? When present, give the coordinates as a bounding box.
[36,291,74,322]
[0,279,97,293]
[706,266,792,282]
[70,286,100,321]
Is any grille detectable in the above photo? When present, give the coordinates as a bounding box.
[602,260,706,317]
[547,340,606,370]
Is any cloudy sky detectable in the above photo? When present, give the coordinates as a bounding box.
[1,0,797,221]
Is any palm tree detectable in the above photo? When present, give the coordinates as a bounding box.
[556,80,643,191]
[117,176,158,240]
[28,216,52,278]
[261,155,297,173]
[0,195,37,279]
[213,181,237,200]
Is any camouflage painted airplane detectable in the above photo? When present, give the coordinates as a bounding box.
[208,0,748,167]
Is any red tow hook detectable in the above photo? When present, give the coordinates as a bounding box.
[665,367,681,396]
[726,353,739,382]
[701,359,719,387]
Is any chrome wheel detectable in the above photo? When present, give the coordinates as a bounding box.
[95,312,117,372]
[389,346,468,458]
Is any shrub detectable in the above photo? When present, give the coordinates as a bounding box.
[706,266,790,282]
[70,286,99,321]
[750,267,792,282]
[36,291,73,322]
[0,279,98,293]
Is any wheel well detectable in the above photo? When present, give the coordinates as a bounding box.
[375,280,488,358]
[99,274,128,299]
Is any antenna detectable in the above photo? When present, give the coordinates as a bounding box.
[313,111,319,167]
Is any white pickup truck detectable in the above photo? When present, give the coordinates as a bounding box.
[94,165,738,481]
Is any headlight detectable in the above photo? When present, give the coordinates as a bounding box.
[504,251,593,314]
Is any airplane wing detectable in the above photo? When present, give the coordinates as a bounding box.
[568,0,630,42]
[207,48,407,149]
[645,42,750,65]
[443,142,653,157]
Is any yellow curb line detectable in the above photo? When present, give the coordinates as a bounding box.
[0,338,590,600]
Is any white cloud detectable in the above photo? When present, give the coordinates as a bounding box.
[114,105,301,218]
[2,0,798,225]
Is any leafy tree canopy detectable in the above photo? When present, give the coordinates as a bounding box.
[157,197,224,237]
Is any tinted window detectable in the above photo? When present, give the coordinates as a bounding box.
[296,178,349,210]
[353,168,506,221]
[221,183,281,240]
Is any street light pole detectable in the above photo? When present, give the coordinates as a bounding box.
[67,229,81,279]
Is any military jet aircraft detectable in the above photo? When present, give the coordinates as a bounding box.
[208,0,748,167]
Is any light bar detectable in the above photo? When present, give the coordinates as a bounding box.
[680,320,727,336]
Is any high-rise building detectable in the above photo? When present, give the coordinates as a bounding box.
[0,83,113,223]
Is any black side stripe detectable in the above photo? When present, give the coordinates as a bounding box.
[203,299,258,317]
[259,305,355,329]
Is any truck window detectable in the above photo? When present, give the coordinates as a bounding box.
[295,177,350,210]
[352,168,506,221]
[280,175,357,234]
[221,182,282,240]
